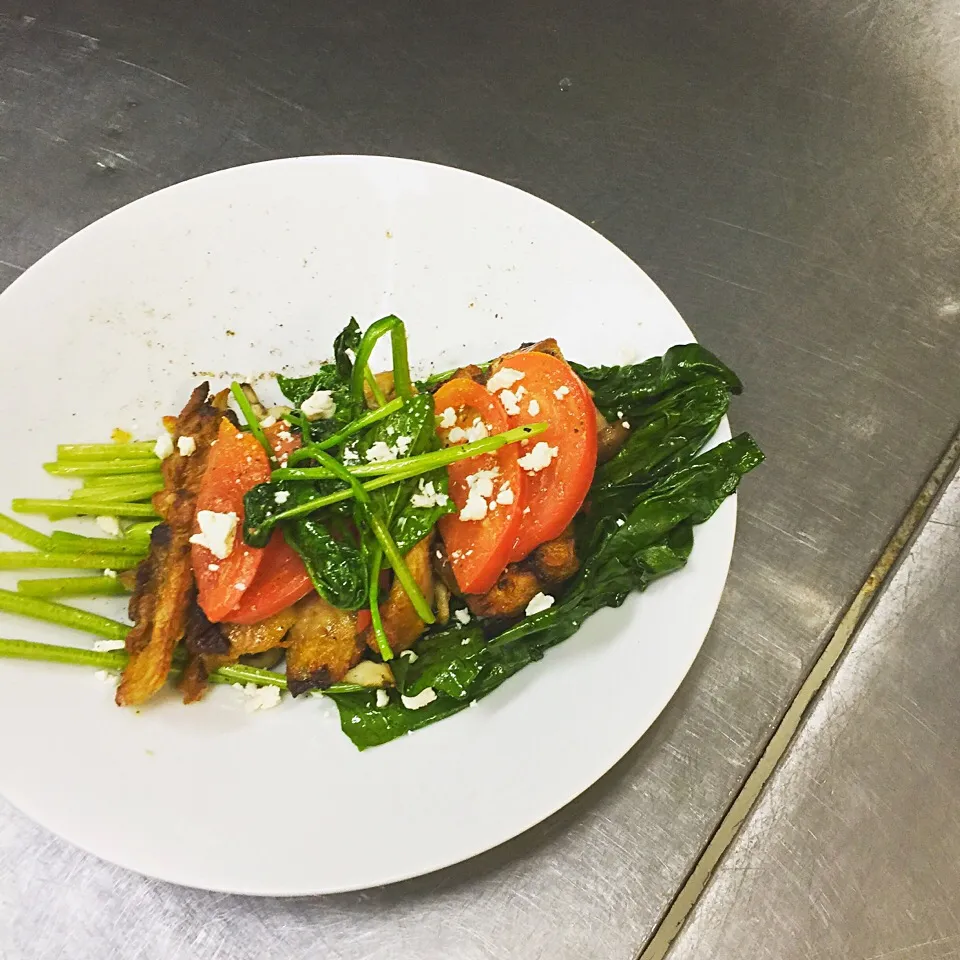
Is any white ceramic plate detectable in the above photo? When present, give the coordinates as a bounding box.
[0,156,735,895]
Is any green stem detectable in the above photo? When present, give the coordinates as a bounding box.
[0,513,54,551]
[69,480,164,505]
[13,499,159,518]
[56,442,156,462]
[0,588,129,640]
[367,545,391,661]
[0,551,142,571]
[417,360,492,391]
[364,367,388,407]
[274,421,547,483]
[48,532,149,556]
[124,521,159,540]
[0,638,367,694]
[17,576,130,598]
[351,315,413,404]
[287,396,405,465]
[307,450,432,631]
[230,382,277,467]
[45,460,163,477]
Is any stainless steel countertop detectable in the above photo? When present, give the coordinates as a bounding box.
[3,1,960,958]
[666,464,960,960]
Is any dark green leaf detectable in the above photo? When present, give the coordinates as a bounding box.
[242,480,322,547]
[390,467,456,555]
[391,622,487,699]
[333,318,362,381]
[284,518,367,610]
[571,343,742,422]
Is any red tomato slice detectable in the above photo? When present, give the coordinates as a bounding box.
[434,378,527,594]
[191,419,272,621]
[264,421,300,464]
[492,352,598,562]
[222,531,314,625]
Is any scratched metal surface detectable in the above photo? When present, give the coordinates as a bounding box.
[2,1,960,958]
[666,466,960,960]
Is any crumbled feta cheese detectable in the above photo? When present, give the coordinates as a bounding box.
[459,488,488,521]
[461,637,472,645]
[554,385,570,400]
[518,441,559,473]
[525,592,555,616]
[376,689,390,708]
[617,410,624,418]
[466,467,499,499]
[238,682,282,712]
[498,389,521,416]
[514,385,527,400]
[208,563,220,572]
[189,510,239,560]
[276,430,293,442]
[154,432,174,460]
[447,426,466,444]
[394,435,412,455]
[527,399,540,416]
[495,481,515,505]
[96,515,122,538]
[94,669,115,684]
[259,415,277,429]
[401,687,437,710]
[343,446,359,463]
[400,649,419,662]
[365,440,396,463]
[234,582,246,591]
[454,608,471,624]
[486,367,525,393]
[300,389,336,420]
[622,421,631,429]
[616,518,625,527]
[102,568,117,579]
[523,506,531,514]
[177,436,197,458]
[410,479,450,509]
[438,407,457,428]
[93,638,126,652]
[464,419,488,442]
[274,490,291,505]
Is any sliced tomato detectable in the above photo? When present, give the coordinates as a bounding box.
[222,531,314,625]
[264,421,301,463]
[191,418,272,621]
[492,351,598,562]
[434,378,526,594]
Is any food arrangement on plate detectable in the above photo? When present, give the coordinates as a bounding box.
[0,315,761,749]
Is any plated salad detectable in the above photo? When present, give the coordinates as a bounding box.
[0,317,761,749]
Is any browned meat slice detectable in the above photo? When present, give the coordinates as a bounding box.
[117,383,228,707]
[286,594,364,695]
[180,607,297,704]
[362,537,435,657]
[363,370,397,408]
[464,527,579,620]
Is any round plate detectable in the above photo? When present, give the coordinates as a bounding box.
[0,156,735,894]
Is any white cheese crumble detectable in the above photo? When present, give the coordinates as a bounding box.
[259,415,277,429]
[466,467,499,499]
[208,563,220,572]
[518,441,559,473]
[410,479,449,509]
[459,487,488,521]
[486,367,524,393]
[300,389,336,420]
[616,518,625,527]
[400,649,419,663]
[438,407,457,428]
[527,398,540,416]
[94,669,116,684]
[93,638,126,652]
[189,510,239,560]
[465,418,488,442]
[103,568,117,579]
[554,385,570,400]
[622,421,631,429]
[495,481,515,505]
[177,435,197,457]
[274,490,291,505]
[234,682,282,712]
[376,689,390,708]
[365,440,397,463]
[525,592,555,616]
[96,515,122,538]
[394,435,412,455]
[401,687,437,710]
[454,608,471,624]
[154,432,174,460]
[343,446,359,463]
[498,389,521,416]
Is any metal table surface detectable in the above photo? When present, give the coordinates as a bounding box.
[665,464,960,960]
[2,1,960,958]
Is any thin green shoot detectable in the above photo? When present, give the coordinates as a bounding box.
[366,545,391,661]
[352,315,413,404]
[0,551,142,571]
[0,588,129,640]
[17,576,129,598]
[48,532,149,556]
[56,442,157,462]
[0,513,54,551]
[45,460,163,477]
[287,396,404,465]
[230,382,277,467]
[12,499,159,519]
